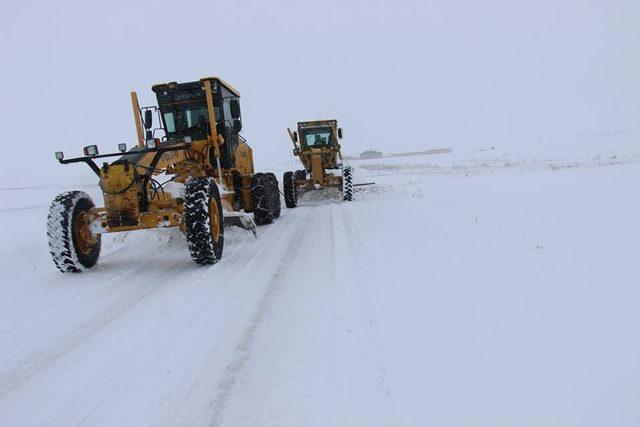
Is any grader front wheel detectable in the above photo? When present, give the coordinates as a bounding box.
[184,177,224,265]
[47,191,102,273]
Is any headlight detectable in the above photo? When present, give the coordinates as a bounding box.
[146,139,157,149]
[184,136,192,144]
[118,143,127,152]
[83,145,99,156]
[55,151,64,160]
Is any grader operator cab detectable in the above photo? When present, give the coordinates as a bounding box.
[282,119,353,208]
[47,76,281,272]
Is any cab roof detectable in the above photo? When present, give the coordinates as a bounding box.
[151,76,240,97]
[297,119,338,129]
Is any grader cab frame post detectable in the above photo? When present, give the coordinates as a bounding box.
[131,91,145,148]
[204,80,224,184]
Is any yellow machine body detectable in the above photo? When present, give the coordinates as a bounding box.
[287,119,344,189]
[70,77,258,235]
[50,75,283,272]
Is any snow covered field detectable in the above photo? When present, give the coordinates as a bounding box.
[1,145,640,426]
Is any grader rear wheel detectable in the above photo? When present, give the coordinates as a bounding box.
[265,172,281,218]
[283,171,297,208]
[251,173,276,225]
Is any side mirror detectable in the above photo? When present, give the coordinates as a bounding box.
[233,118,242,132]
[338,128,343,139]
[293,131,298,143]
[144,110,153,130]
[230,99,241,119]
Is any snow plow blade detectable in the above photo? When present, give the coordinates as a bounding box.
[224,212,257,237]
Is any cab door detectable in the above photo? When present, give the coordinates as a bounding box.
[221,97,241,168]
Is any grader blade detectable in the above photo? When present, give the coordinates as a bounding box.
[223,212,257,237]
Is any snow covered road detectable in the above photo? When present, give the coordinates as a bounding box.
[1,148,640,425]
[0,182,392,425]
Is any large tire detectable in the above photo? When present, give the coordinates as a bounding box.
[343,166,353,201]
[184,177,224,265]
[265,172,281,218]
[251,173,275,225]
[47,191,101,273]
[283,171,297,208]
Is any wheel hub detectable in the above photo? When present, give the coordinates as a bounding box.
[210,201,221,243]
[74,210,98,255]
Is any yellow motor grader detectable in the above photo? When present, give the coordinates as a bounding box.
[47,77,281,272]
[283,119,352,208]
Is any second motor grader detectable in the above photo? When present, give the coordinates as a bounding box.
[282,119,352,208]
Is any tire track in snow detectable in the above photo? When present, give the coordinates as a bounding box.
[71,213,301,425]
[0,262,188,398]
[0,205,47,213]
[206,208,310,426]
[201,200,394,426]
[330,202,396,423]
[0,219,287,402]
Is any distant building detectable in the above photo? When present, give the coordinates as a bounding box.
[360,150,383,159]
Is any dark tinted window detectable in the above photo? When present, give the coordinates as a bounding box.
[301,129,335,147]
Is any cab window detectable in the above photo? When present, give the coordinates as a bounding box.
[162,106,220,138]
[303,130,333,147]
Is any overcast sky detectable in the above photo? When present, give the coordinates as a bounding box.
[1,0,638,184]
